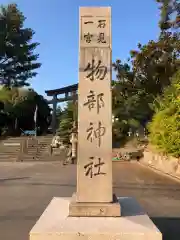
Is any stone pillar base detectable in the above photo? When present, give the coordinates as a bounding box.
[29,197,162,240]
[69,193,121,217]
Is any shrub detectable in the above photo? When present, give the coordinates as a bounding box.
[148,70,180,157]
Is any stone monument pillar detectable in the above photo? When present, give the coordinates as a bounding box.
[69,6,120,217]
[29,7,162,240]
[78,7,112,202]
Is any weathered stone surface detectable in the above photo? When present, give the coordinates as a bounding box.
[80,7,111,48]
[30,197,162,240]
[77,7,113,203]
[69,193,121,217]
[77,48,113,202]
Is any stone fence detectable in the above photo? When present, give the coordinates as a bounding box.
[141,146,180,180]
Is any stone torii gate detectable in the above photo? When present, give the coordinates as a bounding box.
[45,83,78,135]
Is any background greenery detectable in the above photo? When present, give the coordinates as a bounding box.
[0,1,180,158]
[0,3,50,136]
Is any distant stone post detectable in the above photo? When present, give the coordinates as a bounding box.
[52,94,57,135]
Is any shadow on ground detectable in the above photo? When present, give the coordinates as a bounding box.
[0,162,180,240]
[151,217,180,240]
[120,197,180,240]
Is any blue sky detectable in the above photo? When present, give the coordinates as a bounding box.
[1,0,160,99]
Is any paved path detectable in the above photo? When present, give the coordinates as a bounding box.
[0,162,180,240]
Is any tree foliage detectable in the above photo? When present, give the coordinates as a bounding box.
[148,70,180,157]
[0,3,41,87]
[57,101,77,144]
[0,87,51,135]
[130,32,179,96]
[112,0,179,142]
[156,0,180,30]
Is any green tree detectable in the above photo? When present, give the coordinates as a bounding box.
[0,3,41,87]
[0,87,50,135]
[130,32,179,96]
[130,0,179,96]
[112,60,153,141]
[58,101,77,144]
[148,70,180,157]
[112,0,179,141]
[55,105,62,129]
[0,100,8,135]
[156,0,180,30]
